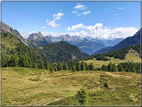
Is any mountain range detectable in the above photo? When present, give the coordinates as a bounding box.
[26,32,124,55]
[1,21,88,63]
[1,21,141,63]
[94,28,141,54]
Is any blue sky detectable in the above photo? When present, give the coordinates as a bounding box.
[2,2,141,39]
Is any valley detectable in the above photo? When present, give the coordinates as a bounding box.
[0,15,141,106]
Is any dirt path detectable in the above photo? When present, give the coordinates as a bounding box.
[36,97,65,105]
[105,72,132,79]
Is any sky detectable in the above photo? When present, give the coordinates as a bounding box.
[2,2,141,39]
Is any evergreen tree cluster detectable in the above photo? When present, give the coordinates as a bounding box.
[71,60,95,72]
[101,62,141,73]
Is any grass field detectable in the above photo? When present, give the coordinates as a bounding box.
[84,49,141,68]
[84,57,126,68]
[2,67,141,106]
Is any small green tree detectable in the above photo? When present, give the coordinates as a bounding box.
[119,64,124,72]
[76,62,81,71]
[85,63,89,70]
[72,66,76,72]
[133,66,136,73]
[81,59,85,71]
[76,87,88,105]
[112,63,118,72]
[50,66,54,73]
[89,63,94,70]
[107,62,112,72]
[57,63,63,71]
[40,61,45,69]
[63,63,69,70]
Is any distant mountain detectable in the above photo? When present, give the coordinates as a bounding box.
[94,46,112,54]
[36,41,89,63]
[46,34,81,44]
[27,32,52,48]
[76,39,106,55]
[0,21,28,46]
[27,32,44,40]
[94,28,141,54]
[101,38,124,46]
[46,34,106,54]
[84,37,124,46]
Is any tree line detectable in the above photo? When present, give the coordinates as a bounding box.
[101,62,141,73]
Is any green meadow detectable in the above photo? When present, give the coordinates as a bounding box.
[2,67,141,106]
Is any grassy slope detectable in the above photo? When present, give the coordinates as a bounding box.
[2,67,141,106]
[85,49,141,68]
[125,49,141,62]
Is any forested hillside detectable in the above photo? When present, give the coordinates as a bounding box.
[1,32,47,68]
[36,41,89,63]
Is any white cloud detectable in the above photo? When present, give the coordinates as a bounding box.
[53,12,64,21]
[68,23,84,31]
[67,23,138,39]
[46,12,64,28]
[117,7,124,10]
[68,23,102,31]
[74,4,87,10]
[77,11,91,16]
[83,11,91,15]
[47,20,60,28]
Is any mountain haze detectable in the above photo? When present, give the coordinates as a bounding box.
[94,28,141,54]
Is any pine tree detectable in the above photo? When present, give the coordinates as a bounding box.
[6,55,11,67]
[72,66,76,72]
[57,63,63,71]
[47,62,50,70]
[81,59,85,71]
[9,54,16,67]
[40,61,45,69]
[28,58,32,68]
[25,55,29,67]
[119,64,124,72]
[33,63,38,69]
[50,66,54,73]
[2,54,6,67]
[112,63,117,72]
[76,62,81,71]
[89,63,94,70]
[133,66,136,73]
[107,62,112,72]
[101,65,107,71]
[115,65,118,72]
[76,87,88,105]
[85,63,89,70]
[63,63,69,70]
